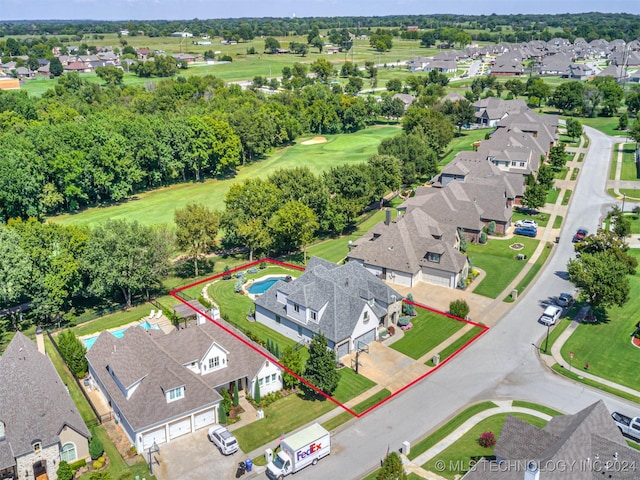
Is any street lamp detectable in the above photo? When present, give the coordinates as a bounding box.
[544,323,551,354]
[148,441,159,475]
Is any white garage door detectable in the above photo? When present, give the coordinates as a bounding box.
[142,427,167,450]
[169,417,192,439]
[194,409,215,430]
[422,271,451,287]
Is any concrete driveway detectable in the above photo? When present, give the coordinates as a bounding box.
[153,428,244,480]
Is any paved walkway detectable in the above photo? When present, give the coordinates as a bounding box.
[607,139,640,201]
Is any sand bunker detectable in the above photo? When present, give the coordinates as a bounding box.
[301,136,327,145]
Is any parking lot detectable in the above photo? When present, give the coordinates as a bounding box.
[153,428,246,480]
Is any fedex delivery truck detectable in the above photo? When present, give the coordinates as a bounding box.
[266,423,330,479]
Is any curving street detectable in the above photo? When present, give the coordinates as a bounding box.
[297,127,636,479]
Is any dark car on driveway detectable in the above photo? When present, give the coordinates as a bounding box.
[514,226,537,238]
[572,228,588,243]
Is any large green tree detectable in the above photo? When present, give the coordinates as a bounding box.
[57,330,88,378]
[268,200,318,262]
[82,220,172,307]
[279,345,304,389]
[174,203,221,277]
[302,332,340,396]
[0,226,32,309]
[377,451,407,480]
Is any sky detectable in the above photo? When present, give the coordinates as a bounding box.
[1,0,638,22]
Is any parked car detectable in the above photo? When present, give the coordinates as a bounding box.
[515,219,538,229]
[612,412,640,441]
[514,226,537,237]
[539,305,563,326]
[572,228,588,243]
[556,293,573,308]
[208,425,239,455]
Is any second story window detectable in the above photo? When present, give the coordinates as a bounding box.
[209,356,220,369]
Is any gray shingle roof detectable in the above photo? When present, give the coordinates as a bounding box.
[86,326,221,432]
[0,332,90,462]
[254,257,401,344]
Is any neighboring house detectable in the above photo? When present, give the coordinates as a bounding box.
[597,65,627,81]
[473,98,528,127]
[172,53,196,63]
[0,330,91,480]
[563,62,594,80]
[490,54,524,76]
[348,208,469,289]
[86,319,281,453]
[423,59,457,73]
[391,93,416,110]
[539,52,572,76]
[254,257,403,359]
[408,56,431,71]
[463,400,640,479]
[477,126,550,176]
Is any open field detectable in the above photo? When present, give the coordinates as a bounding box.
[440,128,492,166]
[560,250,640,390]
[49,125,400,227]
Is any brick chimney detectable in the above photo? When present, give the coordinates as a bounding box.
[385,208,391,226]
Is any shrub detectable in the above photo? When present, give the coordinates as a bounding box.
[57,461,74,480]
[235,271,245,279]
[478,431,496,448]
[69,459,87,471]
[487,221,496,235]
[259,262,267,269]
[218,404,227,423]
[220,389,232,415]
[247,267,259,274]
[222,265,232,280]
[92,460,103,469]
[89,436,104,460]
[449,299,470,319]
[479,231,487,244]
[234,279,243,293]
[219,55,233,62]
[402,293,416,316]
[57,330,88,378]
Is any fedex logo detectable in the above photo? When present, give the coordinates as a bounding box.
[296,442,322,460]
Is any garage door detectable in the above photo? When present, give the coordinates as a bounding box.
[194,409,215,430]
[142,427,166,450]
[169,417,192,439]
[422,271,451,287]
[353,329,376,350]
[336,341,349,360]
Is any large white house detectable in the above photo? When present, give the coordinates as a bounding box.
[86,318,281,453]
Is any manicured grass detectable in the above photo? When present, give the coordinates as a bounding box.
[578,152,585,162]
[390,310,467,360]
[559,250,640,390]
[233,368,375,452]
[206,265,307,353]
[559,135,580,147]
[620,143,639,181]
[72,302,158,337]
[502,242,552,302]
[573,116,623,137]
[629,214,640,234]
[512,211,550,227]
[553,167,569,180]
[49,125,400,227]
[541,317,573,354]
[617,189,640,201]
[439,129,492,166]
[467,237,540,298]
[610,145,619,180]
[425,326,484,366]
[551,364,640,404]
[553,215,563,229]
[561,189,572,205]
[511,401,563,417]
[407,401,498,461]
[421,413,548,479]
[627,440,640,451]
[545,187,560,204]
[322,389,392,431]
[570,168,579,181]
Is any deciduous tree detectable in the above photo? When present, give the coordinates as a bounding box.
[174,203,221,277]
[302,332,340,396]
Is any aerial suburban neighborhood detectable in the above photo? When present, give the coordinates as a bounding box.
[1,6,640,480]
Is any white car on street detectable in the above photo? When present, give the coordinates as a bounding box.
[539,305,562,326]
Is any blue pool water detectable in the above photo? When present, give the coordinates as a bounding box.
[83,321,160,350]
[247,277,287,295]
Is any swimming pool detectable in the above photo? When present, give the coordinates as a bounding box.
[247,277,287,295]
[82,321,161,350]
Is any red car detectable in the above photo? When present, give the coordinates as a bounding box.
[572,228,588,243]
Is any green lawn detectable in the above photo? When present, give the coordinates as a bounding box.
[206,265,307,353]
[553,167,569,180]
[467,237,540,298]
[620,142,639,181]
[512,211,550,227]
[560,250,640,390]
[570,168,579,181]
[629,214,640,234]
[503,242,552,302]
[233,368,375,452]
[421,413,548,479]
[562,189,572,205]
[551,363,640,404]
[390,310,467,360]
[558,135,580,147]
[322,389,392,431]
[439,129,492,166]
[49,125,400,227]
[545,188,560,204]
[617,189,640,201]
[553,215,563,229]
[578,152,585,162]
[570,116,624,137]
[511,401,562,417]
[425,326,484,366]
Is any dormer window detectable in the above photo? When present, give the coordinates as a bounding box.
[167,386,184,403]
[310,311,317,321]
[426,252,441,263]
[209,357,220,369]
[293,304,299,313]
[363,311,369,323]
[33,441,42,453]
[371,233,381,241]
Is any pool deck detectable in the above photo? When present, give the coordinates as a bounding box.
[242,274,291,300]
[79,314,174,344]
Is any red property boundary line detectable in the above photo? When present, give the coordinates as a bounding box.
[170,258,489,418]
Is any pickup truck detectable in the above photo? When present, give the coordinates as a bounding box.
[611,412,640,441]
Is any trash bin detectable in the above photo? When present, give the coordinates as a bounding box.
[245,459,253,472]
[235,461,246,478]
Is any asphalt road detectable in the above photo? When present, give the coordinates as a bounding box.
[297,127,636,479]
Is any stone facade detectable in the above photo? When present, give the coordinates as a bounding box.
[16,443,59,480]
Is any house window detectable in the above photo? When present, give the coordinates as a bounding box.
[0,421,4,440]
[275,315,281,324]
[363,311,369,323]
[259,378,264,386]
[168,387,184,402]
[511,161,516,166]
[265,375,270,384]
[33,442,41,454]
[61,443,77,463]
[310,311,317,321]
[297,325,302,337]
[209,357,220,369]
[520,162,525,167]
[272,373,276,382]
[426,252,441,263]
[293,304,299,313]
